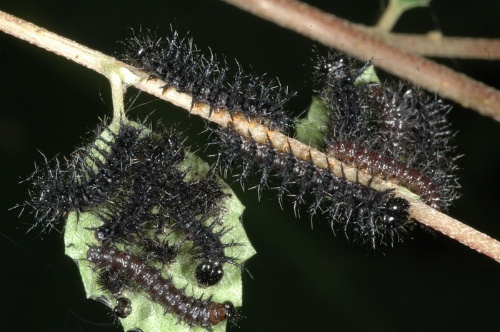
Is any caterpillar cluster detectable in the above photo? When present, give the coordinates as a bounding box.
[120,28,294,131]
[19,24,462,330]
[313,51,460,210]
[88,246,236,330]
[21,118,243,330]
[212,50,459,248]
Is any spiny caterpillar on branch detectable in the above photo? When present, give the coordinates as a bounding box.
[211,49,459,248]
[121,28,295,131]
[215,125,411,248]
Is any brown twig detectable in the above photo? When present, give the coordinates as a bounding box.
[0,10,109,75]
[381,32,500,60]
[1,9,500,262]
[221,0,500,122]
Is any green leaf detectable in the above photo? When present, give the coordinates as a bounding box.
[355,64,380,85]
[295,96,329,148]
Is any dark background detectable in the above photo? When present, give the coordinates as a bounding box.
[1,1,499,331]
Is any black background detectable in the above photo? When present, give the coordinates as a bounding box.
[1,1,500,331]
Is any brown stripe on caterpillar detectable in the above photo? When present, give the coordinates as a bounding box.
[327,141,442,209]
[86,245,236,330]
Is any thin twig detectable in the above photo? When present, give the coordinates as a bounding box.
[221,0,500,122]
[381,32,500,60]
[1,9,499,262]
[374,0,500,59]
[0,11,110,75]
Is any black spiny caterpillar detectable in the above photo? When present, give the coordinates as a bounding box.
[215,124,410,248]
[121,28,295,131]
[21,123,142,232]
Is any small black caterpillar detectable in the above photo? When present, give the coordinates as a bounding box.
[154,172,241,286]
[139,237,180,266]
[21,122,142,232]
[93,123,187,244]
[87,245,236,331]
[121,28,294,131]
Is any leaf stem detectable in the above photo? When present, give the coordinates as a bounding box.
[375,0,430,32]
